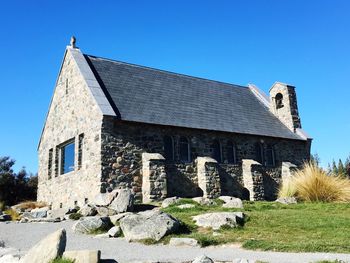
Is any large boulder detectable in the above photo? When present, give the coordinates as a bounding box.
[78,204,98,217]
[192,255,214,263]
[0,254,20,263]
[219,196,244,209]
[109,189,134,213]
[22,207,49,220]
[108,226,122,237]
[161,197,182,208]
[276,197,297,205]
[20,228,66,263]
[192,212,244,230]
[109,212,132,225]
[192,197,217,206]
[63,250,101,263]
[72,217,112,234]
[120,210,179,241]
[169,237,199,247]
[96,207,117,217]
[93,190,118,207]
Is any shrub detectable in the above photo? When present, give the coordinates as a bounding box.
[49,257,75,263]
[69,213,83,220]
[4,208,21,221]
[278,162,350,202]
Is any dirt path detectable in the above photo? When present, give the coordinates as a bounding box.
[1,221,349,263]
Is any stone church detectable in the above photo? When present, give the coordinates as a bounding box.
[38,38,311,209]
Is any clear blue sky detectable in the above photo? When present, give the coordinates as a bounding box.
[1,0,349,173]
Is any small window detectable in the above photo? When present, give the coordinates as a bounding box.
[60,140,75,174]
[163,135,174,161]
[255,142,264,164]
[65,79,69,95]
[211,140,222,163]
[48,148,53,179]
[54,147,59,177]
[265,145,276,167]
[179,136,191,162]
[275,93,284,109]
[227,141,237,164]
[78,134,84,169]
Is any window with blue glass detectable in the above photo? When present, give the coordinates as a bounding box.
[60,140,75,174]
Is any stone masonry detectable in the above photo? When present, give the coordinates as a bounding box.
[196,157,221,199]
[142,153,167,203]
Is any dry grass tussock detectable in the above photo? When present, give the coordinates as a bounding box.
[12,201,47,210]
[279,162,350,202]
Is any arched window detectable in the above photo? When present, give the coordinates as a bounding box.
[163,136,174,161]
[211,140,222,163]
[255,142,264,164]
[227,141,237,164]
[275,93,284,109]
[179,137,190,162]
[265,145,276,167]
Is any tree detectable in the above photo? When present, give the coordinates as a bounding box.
[338,159,346,177]
[311,153,321,166]
[0,156,38,206]
[331,160,338,175]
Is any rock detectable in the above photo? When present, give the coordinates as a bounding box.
[0,246,20,258]
[177,204,196,209]
[79,204,98,217]
[276,197,297,205]
[63,250,101,263]
[0,254,20,263]
[169,237,199,247]
[96,206,117,217]
[109,212,132,225]
[192,212,244,230]
[22,207,49,219]
[192,255,214,263]
[65,208,78,215]
[72,216,112,234]
[93,190,118,206]
[161,197,182,208]
[219,196,244,209]
[19,218,29,223]
[109,189,134,213]
[233,259,256,263]
[192,197,217,206]
[0,214,11,221]
[108,226,122,237]
[27,218,61,223]
[20,228,66,263]
[47,208,66,219]
[120,210,179,241]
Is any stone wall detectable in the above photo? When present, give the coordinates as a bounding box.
[197,157,221,199]
[142,153,167,203]
[101,118,311,202]
[38,48,104,209]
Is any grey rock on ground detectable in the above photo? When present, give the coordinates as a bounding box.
[72,216,112,234]
[0,254,20,263]
[192,212,244,230]
[219,196,244,209]
[276,197,297,205]
[169,238,199,247]
[120,210,179,241]
[177,204,196,209]
[161,197,182,208]
[192,197,217,206]
[79,204,98,217]
[109,189,134,213]
[0,214,11,222]
[96,206,117,217]
[19,228,66,263]
[108,226,122,237]
[192,255,214,263]
[63,250,101,263]
[94,190,118,207]
[109,212,132,225]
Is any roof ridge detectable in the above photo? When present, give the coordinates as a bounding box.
[85,54,248,89]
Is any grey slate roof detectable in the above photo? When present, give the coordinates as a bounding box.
[85,55,304,141]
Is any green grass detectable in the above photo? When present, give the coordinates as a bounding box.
[161,199,350,253]
[49,257,75,263]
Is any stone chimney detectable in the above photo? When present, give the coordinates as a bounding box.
[70,36,77,49]
[269,82,301,132]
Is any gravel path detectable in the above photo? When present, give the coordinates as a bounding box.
[1,221,350,263]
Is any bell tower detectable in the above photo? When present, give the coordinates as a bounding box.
[269,82,301,132]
